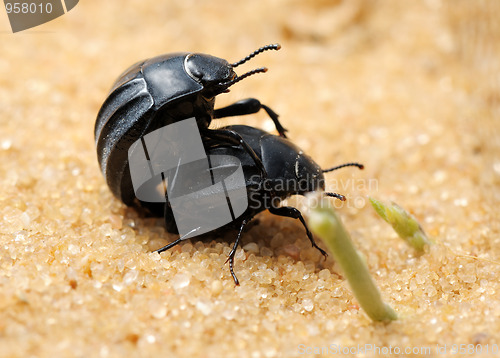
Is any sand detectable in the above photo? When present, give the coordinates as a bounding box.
[1,1,499,357]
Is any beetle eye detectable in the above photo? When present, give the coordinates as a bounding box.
[184,54,203,81]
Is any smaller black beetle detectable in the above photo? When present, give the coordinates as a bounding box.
[156,125,363,285]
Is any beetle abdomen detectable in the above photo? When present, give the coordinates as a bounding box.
[95,76,154,205]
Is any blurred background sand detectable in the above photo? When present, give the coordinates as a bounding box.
[0,1,499,357]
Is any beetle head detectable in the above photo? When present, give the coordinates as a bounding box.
[185,44,281,98]
[292,161,365,200]
[294,153,326,195]
[259,134,325,196]
[185,54,236,90]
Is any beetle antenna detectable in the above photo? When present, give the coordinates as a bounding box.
[325,192,346,201]
[222,67,268,89]
[322,163,363,203]
[322,162,364,173]
[231,43,281,68]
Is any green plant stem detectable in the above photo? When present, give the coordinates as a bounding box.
[369,197,432,252]
[308,199,397,322]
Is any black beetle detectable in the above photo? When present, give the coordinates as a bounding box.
[155,125,364,285]
[95,44,284,208]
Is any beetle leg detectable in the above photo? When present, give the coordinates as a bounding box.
[155,227,200,253]
[202,128,268,179]
[155,202,189,254]
[268,206,328,259]
[225,219,249,285]
[155,237,184,254]
[214,98,288,138]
